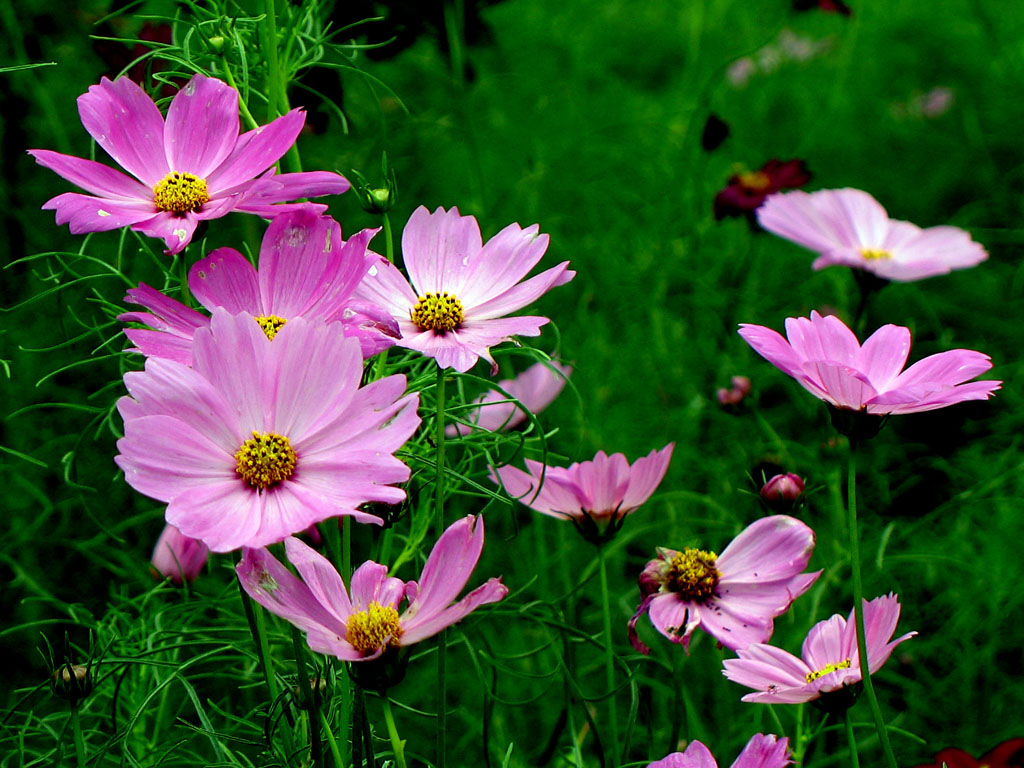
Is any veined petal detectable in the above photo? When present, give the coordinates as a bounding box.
[401,516,485,626]
[43,192,157,233]
[458,223,550,306]
[234,170,351,209]
[619,443,674,511]
[717,515,816,582]
[29,150,153,200]
[205,109,306,193]
[400,577,507,645]
[164,74,240,176]
[858,324,912,392]
[403,206,483,296]
[468,261,575,320]
[189,248,262,315]
[133,211,201,255]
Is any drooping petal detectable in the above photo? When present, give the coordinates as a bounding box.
[133,211,202,255]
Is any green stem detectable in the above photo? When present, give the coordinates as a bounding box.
[443,0,466,87]
[291,627,323,768]
[382,695,409,768]
[597,545,620,766]
[219,57,260,130]
[382,212,394,264]
[239,579,279,704]
[435,365,448,768]
[845,709,860,768]
[846,443,899,768]
[70,705,86,768]
[342,516,352,584]
[260,0,302,173]
[320,710,344,768]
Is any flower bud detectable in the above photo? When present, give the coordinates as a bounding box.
[760,473,805,503]
[151,524,209,585]
[51,663,93,705]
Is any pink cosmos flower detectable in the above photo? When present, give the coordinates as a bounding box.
[723,593,916,703]
[28,74,350,254]
[150,524,208,585]
[738,311,1000,415]
[649,734,790,768]
[756,188,986,281]
[115,310,420,552]
[628,515,820,654]
[354,206,575,373]
[236,515,508,661]
[446,360,571,437]
[490,445,674,540]
[118,208,397,364]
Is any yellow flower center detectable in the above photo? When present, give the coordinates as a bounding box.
[805,658,852,683]
[666,548,720,602]
[860,248,892,260]
[234,431,297,490]
[153,171,210,214]
[738,170,772,191]
[346,602,403,654]
[411,292,464,333]
[255,315,288,341]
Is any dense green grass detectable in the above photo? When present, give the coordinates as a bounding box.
[3,0,1024,766]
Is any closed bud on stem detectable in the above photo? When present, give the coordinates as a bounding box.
[51,663,93,706]
[760,473,806,510]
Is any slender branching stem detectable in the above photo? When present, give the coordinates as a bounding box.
[597,544,620,766]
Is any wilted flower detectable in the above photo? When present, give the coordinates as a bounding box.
[355,206,575,373]
[760,473,805,504]
[714,160,811,221]
[29,74,349,253]
[723,594,915,703]
[649,734,791,768]
[738,311,1000,422]
[119,208,397,363]
[911,738,1024,768]
[237,515,507,662]
[491,445,674,543]
[116,310,420,552]
[629,515,820,654]
[151,523,209,584]
[756,188,987,281]
[447,360,571,436]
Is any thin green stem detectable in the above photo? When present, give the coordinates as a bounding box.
[443,0,466,88]
[597,545,620,766]
[382,696,409,768]
[291,626,323,768]
[320,710,344,768]
[846,442,899,768]
[219,57,260,130]
[70,706,86,768]
[382,212,394,264]
[238,579,279,704]
[845,709,860,768]
[435,365,448,768]
[342,516,352,583]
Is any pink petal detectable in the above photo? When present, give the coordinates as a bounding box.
[29,150,154,200]
[647,593,701,650]
[122,328,193,365]
[757,190,848,254]
[619,443,674,511]
[871,379,1001,414]
[163,74,239,176]
[282,536,353,622]
[697,598,775,651]
[400,577,507,645]
[77,76,168,185]
[237,545,344,634]
[650,741,718,768]
[858,324,911,392]
[800,613,849,672]
[354,253,420,317]
[132,211,201,255]
[189,248,262,315]
[468,261,575,321]
[42,192,157,233]
[401,516,485,628]
[737,324,812,384]
[205,109,306,194]
[889,348,993,391]
[402,206,483,296]
[122,282,209,334]
[258,210,343,317]
[732,734,791,768]
[151,524,209,584]
[348,560,398,610]
[717,515,817,582]
[165,480,263,553]
[458,223,550,306]
[234,170,351,210]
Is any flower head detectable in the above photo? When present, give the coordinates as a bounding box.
[119,208,397,363]
[237,515,508,662]
[723,593,916,703]
[29,74,349,254]
[116,310,420,552]
[649,734,791,768]
[714,160,811,221]
[354,206,575,373]
[447,360,571,436]
[490,445,673,542]
[738,311,1000,416]
[629,515,820,654]
[756,188,986,281]
[912,739,1024,768]
[151,524,209,584]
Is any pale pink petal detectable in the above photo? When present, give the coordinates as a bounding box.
[717,515,816,582]
[354,253,420,317]
[723,643,810,691]
[282,536,353,622]
[122,282,209,334]
[469,262,575,321]
[732,735,791,768]
[458,223,550,306]
[889,348,993,391]
[737,324,813,384]
[647,593,701,649]
[757,190,847,253]
[802,361,876,409]
[697,597,775,651]
[189,248,262,314]
[619,444,674,511]
[402,206,483,296]
[858,324,912,392]
[825,188,891,248]
[491,463,585,520]
[166,481,262,553]
[871,379,1001,414]
[77,76,168,185]
[800,614,848,672]
[237,545,345,633]
[163,74,239,176]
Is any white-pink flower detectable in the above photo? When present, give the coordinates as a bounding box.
[355,206,575,373]
[237,515,508,661]
[723,594,916,703]
[628,515,820,654]
[757,188,987,281]
[115,310,420,552]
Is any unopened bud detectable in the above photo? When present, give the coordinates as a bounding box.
[208,35,226,53]
[51,664,93,705]
[760,473,805,510]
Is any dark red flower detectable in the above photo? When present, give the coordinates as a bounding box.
[913,739,1024,768]
[713,159,812,221]
[794,0,852,15]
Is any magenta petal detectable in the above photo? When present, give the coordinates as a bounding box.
[122,328,194,365]
[258,210,343,317]
[189,247,262,315]
[402,516,484,624]
[732,734,791,768]
[348,560,399,610]
[29,150,153,200]
[647,593,699,650]
[123,282,209,333]
[205,109,306,193]
[77,76,168,185]
[163,74,239,176]
[400,577,507,645]
[133,211,201,255]
[151,524,208,584]
[237,545,344,634]
[43,192,157,233]
[660,741,718,768]
[235,171,351,210]
[717,515,816,582]
[282,536,353,622]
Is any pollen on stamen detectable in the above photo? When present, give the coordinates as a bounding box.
[255,315,288,341]
[411,291,464,333]
[234,431,297,490]
[665,548,720,602]
[805,658,852,683]
[153,171,210,214]
[860,247,892,260]
[345,602,403,654]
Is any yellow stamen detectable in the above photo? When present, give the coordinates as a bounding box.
[255,315,288,341]
[860,248,892,260]
[153,171,210,214]
[805,658,852,683]
[346,602,403,654]
[411,291,464,333]
[738,170,772,192]
[666,548,720,602]
[234,431,297,490]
